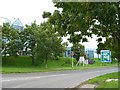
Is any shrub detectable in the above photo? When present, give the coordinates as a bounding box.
[59,57,77,66]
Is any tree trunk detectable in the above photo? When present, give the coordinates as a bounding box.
[31,53,35,66]
[116,34,120,64]
[45,58,48,69]
[31,56,34,65]
[3,47,7,64]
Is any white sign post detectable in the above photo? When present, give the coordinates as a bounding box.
[76,56,87,66]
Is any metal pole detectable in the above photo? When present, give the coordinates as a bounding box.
[71,51,74,68]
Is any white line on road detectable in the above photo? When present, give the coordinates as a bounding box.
[2,74,69,82]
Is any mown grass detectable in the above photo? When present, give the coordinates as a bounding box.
[87,72,119,89]
[2,56,118,74]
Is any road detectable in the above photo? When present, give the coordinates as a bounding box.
[2,67,118,88]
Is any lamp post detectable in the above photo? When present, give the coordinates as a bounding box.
[71,51,74,68]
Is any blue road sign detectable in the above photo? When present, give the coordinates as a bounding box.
[101,50,111,62]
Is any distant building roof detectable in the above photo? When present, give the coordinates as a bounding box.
[11,18,23,31]
[0,17,24,31]
[12,18,23,27]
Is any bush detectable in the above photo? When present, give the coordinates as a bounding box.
[2,56,32,67]
[59,57,77,66]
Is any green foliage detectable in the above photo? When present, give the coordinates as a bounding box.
[42,11,51,18]
[46,2,120,62]
[97,81,118,88]
[71,43,86,61]
[2,23,21,56]
[2,21,66,66]
[34,22,65,68]
[2,56,76,70]
[2,56,32,67]
[21,22,39,65]
[59,57,76,66]
[2,57,117,73]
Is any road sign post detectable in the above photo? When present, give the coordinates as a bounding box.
[101,50,111,63]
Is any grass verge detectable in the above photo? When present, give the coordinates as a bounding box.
[87,72,119,89]
[2,56,118,74]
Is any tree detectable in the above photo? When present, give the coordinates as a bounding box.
[2,23,24,64]
[44,2,120,63]
[2,23,21,56]
[34,22,65,68]
[21,22,39,65]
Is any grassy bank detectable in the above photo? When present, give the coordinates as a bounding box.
[2,56,118,74]
[87,72,119,89]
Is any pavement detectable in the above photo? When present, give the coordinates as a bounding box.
[2,66,118,88]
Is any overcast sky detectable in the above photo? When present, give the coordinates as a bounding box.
[0,0,99,50]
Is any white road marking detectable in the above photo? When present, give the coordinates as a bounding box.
[2,74,69,82]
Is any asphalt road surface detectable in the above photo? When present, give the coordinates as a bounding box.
[2,67,118,88]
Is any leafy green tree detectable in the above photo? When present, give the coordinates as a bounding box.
[34,22,65,68]
[2,23,24,65]
[2,23,20,56]
[21,22,39,65]
[44,2,120,63]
